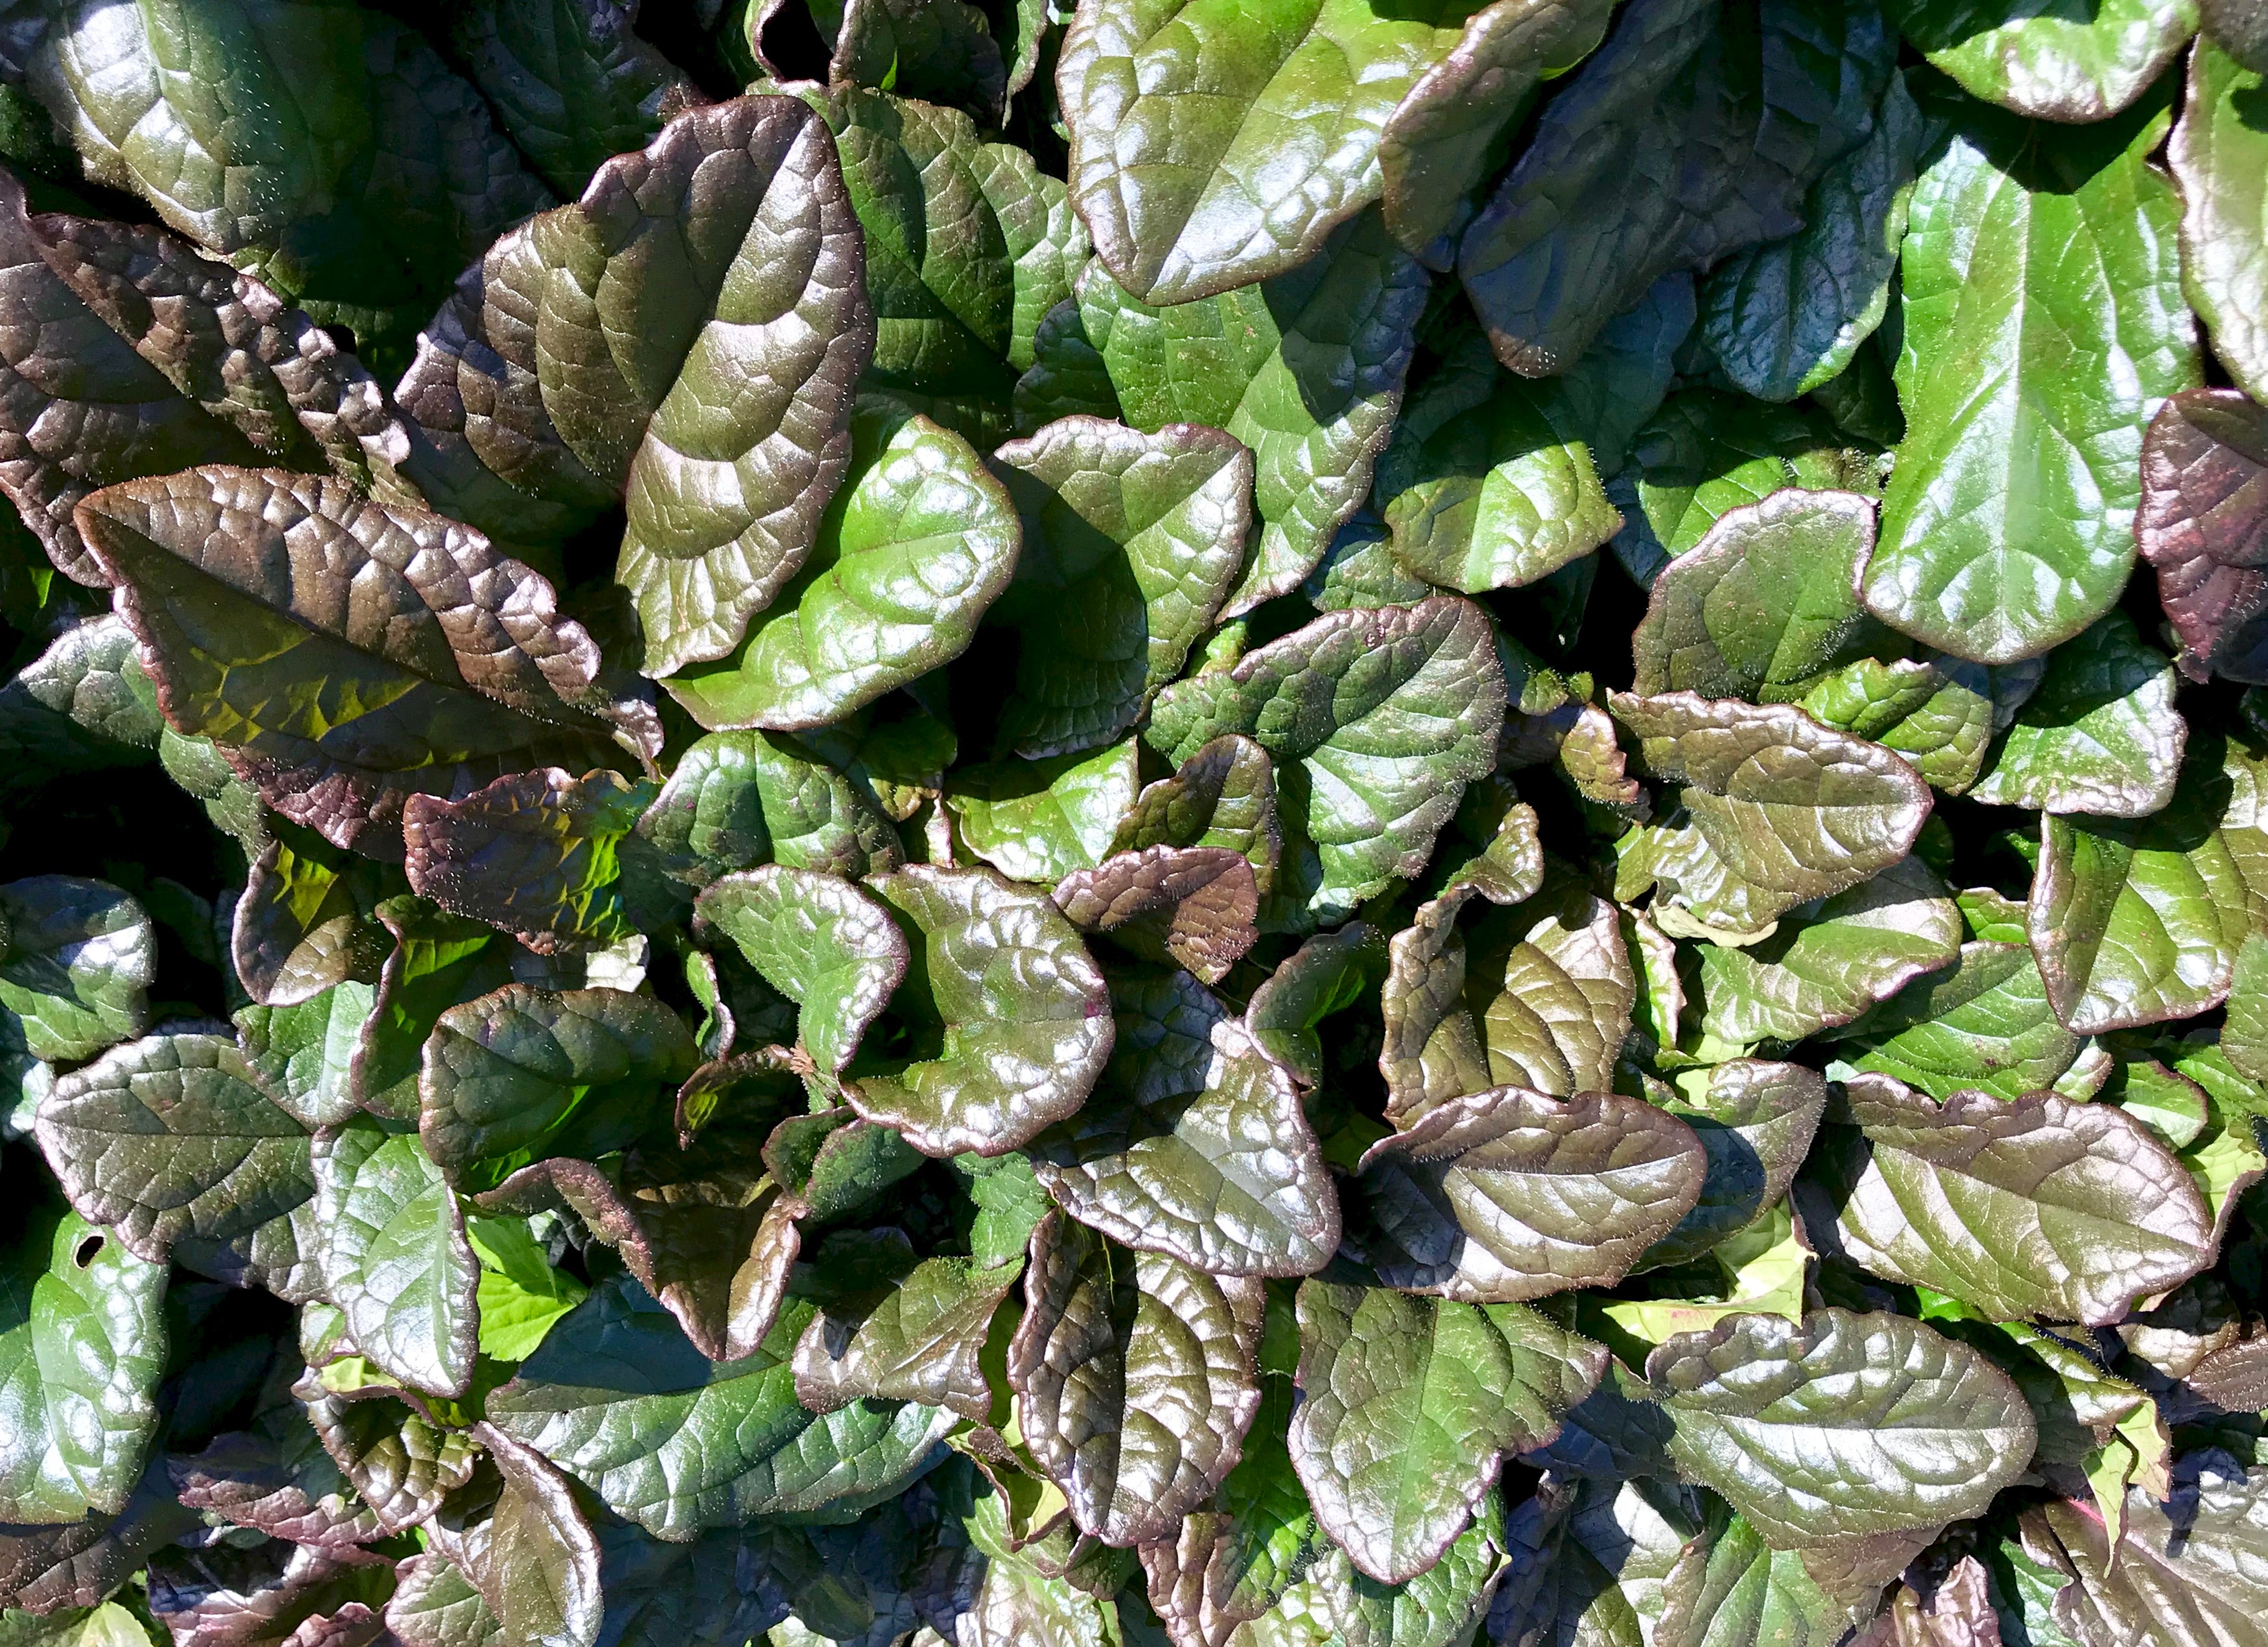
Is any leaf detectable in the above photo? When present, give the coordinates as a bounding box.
[990,415,1253,759]
[945,741,1142,886]
[796,86,1086,440]
[484,1271,954,1540]
[1030,1017,1338,1278]
[1056,0,1490,302]
[1346,1085,1707,1301]
[1886,0,2198,122]
[353,902,513,1126]
[0,1450,200,1614]
[2019,1457,2268,1647]
[450,0,700,198]
[1610,692,1933,934]
[1832,940,2083,1100]
[793,1253,1019,1422]
[466,1215,585,1364]
[1376,0,1619,265]
[766,1107,926,1226]
[0,614,164,778]
[1008,1214,1264,1547]
[2172,41,2268,407]
[1628,489,1893,704]
[1608,391,1882,588]
[1861,87,2202,664]
[1793,652,2003,793]
[476,1116,805,1365]
[1288,1278,1605,1585]
[694,865,908,1080]
[1371,330,1623,598]
[404,769,658,956]
[1457,0,1895,377]
[77,468,649,858]
[1968,610,2185,817]
[1803,1075,2215,1326]
[1311,1486,1508,1647]
[1377,875,1636,1120]
[34,1031,315,1269]
[0,169,395,588]
[1245,920,1390,1088]
[145,1538,393,1647]
[231,830,395,1011]
[0,1205,168,1525]
[385,1551,502,1647]
[2137,388,2268,683]
[1146,599,1507,919]
[1701,72,1926,402]
[828,0,1008,122]
[294,1376,481,1535]
[662,414,1020,730]
[1643,1061,1829,1269]
[1485,1474,1700,1647]
[1075,220,1428,614]
[848,863,1114,1157]
[1653,1505,1907,1647]
[1650,1308,2035,1548]
[311,1117,480,1399]
[470,1425,603,1647]
[169,1372,384,1552]
[1693,856,1966,1046]
[0,877,153,1064]
[1108,734,1283,902]
[1052,847,1260,986]
[419,986,700,1192]
[2027,752,2256,1034]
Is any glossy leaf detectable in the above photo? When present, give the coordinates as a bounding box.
[404,769,655,956]
[1649,1308,2035,1547]
[1052,847,1260,986]
[2172,41,2268,406]
[0,878,153,1064]
[793,1253,1019,1422]
[694,865,907,1079]
[1862,89,2202,663]
[1970,610,2185,817]
[2137,387,2268,683]
[1886,0,2199,122]
[1645,1061,1829,1269]
[945,740,1141,886]
[1832,940,2083,1101]
[311,1117,480,1399]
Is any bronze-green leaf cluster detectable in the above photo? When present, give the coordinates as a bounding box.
[0,1,2263,1644]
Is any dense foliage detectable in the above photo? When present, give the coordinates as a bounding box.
[0,0,2263,1643]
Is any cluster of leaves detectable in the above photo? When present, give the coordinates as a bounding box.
[0,0,2265,1644]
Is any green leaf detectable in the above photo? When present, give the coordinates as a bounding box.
[354,901,514,1126]
[1886,0,2198,122]
[1610,692,1933,934]
[945,740,1141,886]
[405,769,657,956]
[1457,0,1896,377]
[1076,220,1428,614]
[1485,1475,1700,1647]
[1643,1062,1828,1269]
[0,1206,167,1525]
[2137,388,2268,684]
[2027,755,2256,1034]
[1008,1214,1263,1546]
[419,986,699,1192]
[1608,391,1882,589]
[849,864,1114,1157]
[1652,1505,1908,1647]
[1108,733,1283,902]
[1832,940,2083,1100]
[1057,0,1489,301]
[2172,42,2268,407]
[1693,856,1966,1046]
[466,1214,586,1364]
[0,1449,200,1615]
[1372,330,1622,597]
[1347,1085,1708,1301]
[1288,1278,1605,1584]
[484,1272,954,1540]
[471,1423,603,1647]
[1628,488,1894,704]
[0,878,153,1064]
[34,1031,315,1271]
[663,414,1020,730]
[1805,1075,2215,1326]
[1378,875,1636,1119]
[385,1551,502,1647]
[1312,1485,1507,1647]
[991,415,1253,759]
[77,468,649,858]
[792,1252,1019,1422]
[694,865,908,1080]
[1032,1017,1338,1278]
[1793,652,2001,793]
[2226,934,2268,1084]
[231,829,394,1010]
[294,1373,481,1535]
[1649,1308,2035,1548]
[1700,72,1926,402]
[828,0,1009,122]
[450,0,700,198]
[1245,919,1390,1088]
[2018,1459,2268,1646]
[0,1602,152,1647]
[1969,611,2185,817]
[311,1116,480,1398]
[1377,0,1619,265]
[0,616,163,779]
[1862,87,2203,663]
[1146,599,1507,918]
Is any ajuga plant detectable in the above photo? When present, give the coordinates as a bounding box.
[1,0,2267,1644]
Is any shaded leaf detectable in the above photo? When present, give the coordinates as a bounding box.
[1643,1060,1828,1269]
[0,876,153,1064]
[794,1254,1020,1422]
[2137,386,2268,683]
[1108,735,1282,903]
[405,769,656,956]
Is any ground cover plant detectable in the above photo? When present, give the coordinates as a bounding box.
[0,0,2265,1642]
